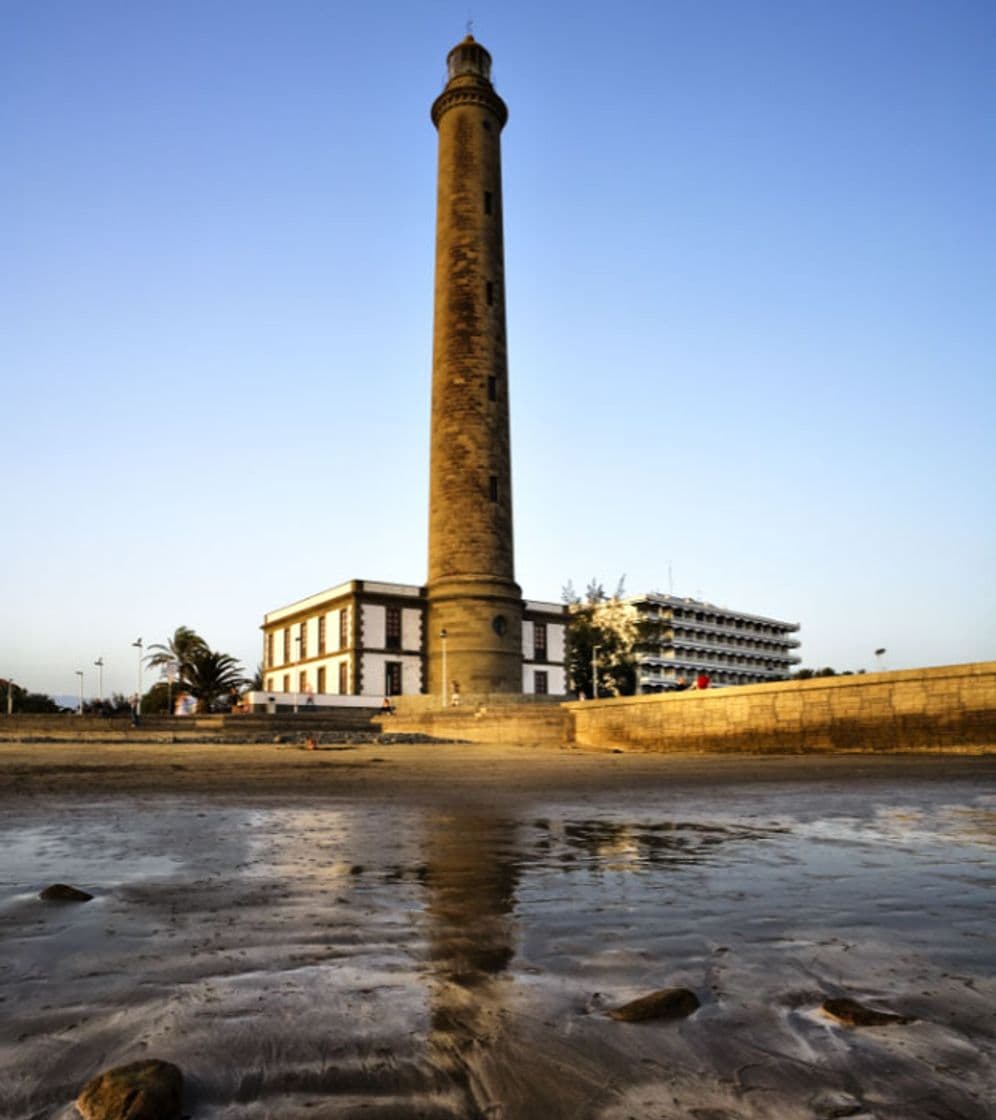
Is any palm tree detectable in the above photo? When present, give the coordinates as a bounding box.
[183,649,249,713]
[145,626,209,683]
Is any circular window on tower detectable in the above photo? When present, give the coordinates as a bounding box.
[492,615,508,637]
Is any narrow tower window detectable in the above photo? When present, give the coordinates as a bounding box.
[484,191,492,215]
[489,475,498,502]
[487,375,497,401]
[486,281,494,306]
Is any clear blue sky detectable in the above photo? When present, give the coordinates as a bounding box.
[3,0,994,698]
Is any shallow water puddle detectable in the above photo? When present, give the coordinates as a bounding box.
[0,785,993,1119]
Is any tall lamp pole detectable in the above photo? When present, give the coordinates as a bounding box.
[592,645,601,700]
[132,638,143,715]
[94,657,104,702]
[439,629,448,708]
[75,670,84,715]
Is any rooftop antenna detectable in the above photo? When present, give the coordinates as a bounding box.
[668,562,673,596]
[466,15,474,35]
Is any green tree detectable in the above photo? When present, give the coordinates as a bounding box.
[145,626,209,685]
[1,679,63,714]
[83,692,134,717]
[182,649,249,713]
[563,578,639,698]
[794,667,838,679]
[139,682,172,715]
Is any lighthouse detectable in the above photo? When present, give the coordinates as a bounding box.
[425,36,523,698]
[259,37,568,706]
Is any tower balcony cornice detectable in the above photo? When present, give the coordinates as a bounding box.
[431,85,508,129]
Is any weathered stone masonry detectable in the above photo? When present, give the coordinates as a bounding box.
[426,35,523,697]
[374,662,995,753]
[565,661,996,754]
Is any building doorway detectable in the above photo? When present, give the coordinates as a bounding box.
[385,661,403,696]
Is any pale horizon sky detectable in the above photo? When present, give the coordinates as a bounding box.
[3,0,994,698]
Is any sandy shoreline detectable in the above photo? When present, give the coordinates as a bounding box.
[2,743,994,1119]
[4,739,995,802]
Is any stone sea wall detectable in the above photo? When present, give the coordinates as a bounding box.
[565,661,996,754]
[3,663,992,753]
[380,701,569,746]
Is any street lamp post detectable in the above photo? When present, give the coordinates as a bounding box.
[592,645,601,700]
[874,647,887,672]
[94,657,104,702]
[132,638,143,716]
[75,670,84,715]
[5,679,13,716]
[439,629,448,708]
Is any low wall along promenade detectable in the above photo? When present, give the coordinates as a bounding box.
[565,661,996,754]
[2,663,993,753]
[383,694,568,746]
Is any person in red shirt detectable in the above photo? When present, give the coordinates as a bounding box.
[695,671,711,690]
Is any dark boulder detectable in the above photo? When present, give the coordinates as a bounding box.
[39,883,93,902]
[609,987,700,1022]
[76,1059,183,1120]
[821,996,911,1027]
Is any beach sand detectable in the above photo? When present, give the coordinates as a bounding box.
[1,741,993,1118]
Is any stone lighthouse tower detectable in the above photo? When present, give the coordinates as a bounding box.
[426,35,523,699]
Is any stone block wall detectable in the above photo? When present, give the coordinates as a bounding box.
[378,702,569,746]
[0,709,381,742]
[565,662,996,754]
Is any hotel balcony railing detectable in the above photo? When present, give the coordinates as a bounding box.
[641,615,800,647]
[637,641,801,666]
[638,654,793,677]
[639,664,789,683]
[639,656,798,672]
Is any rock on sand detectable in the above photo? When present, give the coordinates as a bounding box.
[39,883,93,902]
[609,987,700,1022]
[76,1059,183,1120]
[821,996,912,1027]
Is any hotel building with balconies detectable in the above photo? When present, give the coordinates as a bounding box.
[627,593,801,691]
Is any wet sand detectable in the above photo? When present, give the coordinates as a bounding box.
[1,742,994,1118]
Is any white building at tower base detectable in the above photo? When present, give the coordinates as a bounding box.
[259,579,566,706]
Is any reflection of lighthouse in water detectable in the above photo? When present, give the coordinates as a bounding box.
[421,811,520,1106]
[423,811,518,999]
